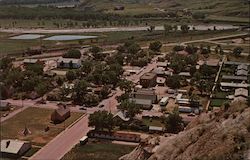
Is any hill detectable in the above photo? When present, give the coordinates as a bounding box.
[120,102,250,160]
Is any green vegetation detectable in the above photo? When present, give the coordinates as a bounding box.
[89,111,115,132]
[0,107,83,145]
[62,141,135,160]
[165,108,184,134]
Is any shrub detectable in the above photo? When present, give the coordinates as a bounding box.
[63,49,81,59]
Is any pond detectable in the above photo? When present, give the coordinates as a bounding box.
[44,35,97,41]
[10,34,45,40]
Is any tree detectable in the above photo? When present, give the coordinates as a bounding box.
[165,108,184,134]
[233,47,243,56]
[127,43,141,54]
[69,60,73,69]
[118,100,141,119]
[149,41,162,52]
[25,64,43,75]
[0,57,12,69]
[73,80,88,105]
[117,79,133,93]
[81,60,93,74]
[180,24,189,33]
[90,45,102,54]
[166,75,181,89]
[66,70,76,81]
[190,65,197,76]
[84,93,100,107]
[35,82,48,96]
[89,111,115,132]
[63,49,81,59]
[99,85,111,99]
[164,24,172,35]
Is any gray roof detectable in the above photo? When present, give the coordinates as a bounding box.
[113,111,130,121]
[129,98,152,106]
[222,75,248,81]
[220,82,250,88]
[140,72,156,80]
[237,64,248,71]
[0,139,30,154]
[236,70,248,76]
[57,57,81,64]
[178,72,191,77]
[133,89,156,96]
[149,126,163,131]
[23,59,38,64]
[224,61,250,66]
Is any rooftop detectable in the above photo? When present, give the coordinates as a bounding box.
[133,89,156,96]
[129,98,152,106]
[23,59,38,64]
[0,139,30,154]
[234,88,248,97]
[220,82,250,88]
[222,75,248,81]
[140,72,156,80]
[57,57,81,64]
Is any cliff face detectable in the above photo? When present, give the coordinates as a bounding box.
[121,102,250,160]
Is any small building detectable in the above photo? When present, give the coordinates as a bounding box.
[114,5,125,10]
[0,139,31,158]
[132,89,157,103]
[149,126,164,133]
[51,106,71,123]
[178,72,191,77]
[165,70,173,76]
[236,69,248,76]
[23,59,39,65]
[205,59,220,67]
[140,72,157,88]
[153,67,165,76]
[0,101,10,111]
[157,61,168,68]
[237,64,248,71]
[129,98,153,110]
[57,57,81,69]
[156,77,166,86]
[113,111,130,123]
[222,75,248,81]
[234,88,248,98]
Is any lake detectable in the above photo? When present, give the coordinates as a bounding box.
[10,34,45,40]
[44,35,97,41]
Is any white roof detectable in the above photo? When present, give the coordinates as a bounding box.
[149,126,163,131]
[237,64,248,71]
[156,77,166,84]
[129,98,152,106]
[178,72,191,77]
[235,88,248,97]
[236,69,248,76]
[221,82,250,88]
[58,57,81,64]
[1,139,29,154]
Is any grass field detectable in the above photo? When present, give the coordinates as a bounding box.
[62,140,135,160]
[0,107,83,146]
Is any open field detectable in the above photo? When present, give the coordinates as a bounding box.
[0,107,83,146]
[0,29,245,56]
[62,140,135,160]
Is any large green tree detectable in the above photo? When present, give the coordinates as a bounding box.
[165,108,184,134]
[118,100,141,119]
[89,111,115,132]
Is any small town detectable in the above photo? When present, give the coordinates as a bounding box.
[0,0,250,160]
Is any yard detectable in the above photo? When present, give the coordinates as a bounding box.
[0,107,83,146]
[142,117,164,127]
[62,140,135,160]
[210,99,229,107]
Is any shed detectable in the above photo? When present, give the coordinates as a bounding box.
[0,139,31,158]
[222,75,247,81]
[129,98,153,110]
[236,69,248,76]
[149,126,164,133]
[51,106,71,123]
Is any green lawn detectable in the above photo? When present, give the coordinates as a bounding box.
[0,107,83,146]
[62,141,135,160]
[210,99,228,107]
[142,117,164,127]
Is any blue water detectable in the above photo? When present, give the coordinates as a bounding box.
[44,35,97,41]
[10,34,45,40]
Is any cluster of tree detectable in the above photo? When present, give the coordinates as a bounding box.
[88,111,115,132]
[0,61,54,100]
[117,100,141,120]
[62,49,81,59]
[165,108,184,134]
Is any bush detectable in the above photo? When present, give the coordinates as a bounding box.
[63,49,81,59]
[149,41,162,52]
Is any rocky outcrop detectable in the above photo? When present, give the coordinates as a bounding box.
[121,102,250,160]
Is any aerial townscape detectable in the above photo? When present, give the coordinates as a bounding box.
[0,0,250,160]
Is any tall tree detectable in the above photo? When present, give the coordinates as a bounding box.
[118,100,141,119]
[165,108,184,134]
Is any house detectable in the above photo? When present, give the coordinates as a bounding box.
[165,70,173,76]
[224,61,250,66]
[51,106,71,123]
[129,98,153,110]
[0,101,10,111]
[178,72,191,77]
[222,75,248,81]
[57,57,81,69]
[132,89,157,103]
[0,139,31,158]
[234,88,248,98]
[140,72,157,88]
[236,69,248,76]
[157,61,168,68]
[23,59,38,65]
[237,64,248,71]
[152,67,165,76]
[113,111,130,123]
[220,82,250,88]
[156,77,166,86]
